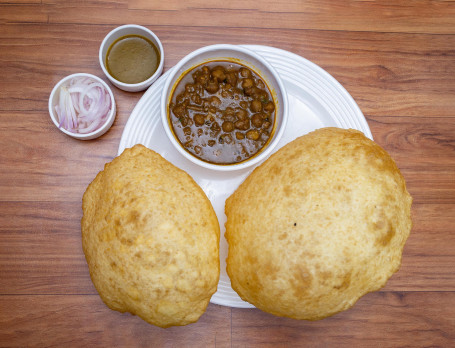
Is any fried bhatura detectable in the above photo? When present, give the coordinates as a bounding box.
[225,127,412,320]
[82,144,220,327]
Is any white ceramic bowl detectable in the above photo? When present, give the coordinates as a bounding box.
[48,73,116,140]
[160,44,288,171]
[99,24,164,92]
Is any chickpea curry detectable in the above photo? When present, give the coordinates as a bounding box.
[168,61,276,164]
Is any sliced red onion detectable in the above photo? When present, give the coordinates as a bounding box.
[54,77,112,134]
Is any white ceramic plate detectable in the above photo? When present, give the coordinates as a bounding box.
[118,45,372,308]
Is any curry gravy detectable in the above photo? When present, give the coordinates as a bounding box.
[106,35,160,84]
[169,61,276,164]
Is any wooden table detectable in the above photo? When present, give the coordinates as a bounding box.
[1,1,454,346]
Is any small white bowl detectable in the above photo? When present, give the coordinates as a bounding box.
[160,44,288,171]
[99,24,164,92]
[49,73,116,140]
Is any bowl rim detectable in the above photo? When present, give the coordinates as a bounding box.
[48,72,116,139]
[160,44,289,171]
[98,24,164,90]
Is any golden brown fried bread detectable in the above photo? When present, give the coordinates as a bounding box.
[82,144,220,328]
[225,127,412,320]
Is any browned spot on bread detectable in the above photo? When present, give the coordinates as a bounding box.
[377,226,396,246]
[127,210,140,224]
[278,232,288,240]
[270,164,282,176]
[290,265,313,299]
[283,185,292,197]
[334,272,351,290]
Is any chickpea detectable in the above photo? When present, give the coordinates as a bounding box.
[234,120,244,130]
[235,108,247,120]
[185,83,195,92]
[194,146,202,154]
[194,82,203,94]
[176,94,185,104]
[251,113,263,128]
[246,129,260,141]
[250,99,262,113]
[191,94,202,105]
[183,127,191,136]
[243,87,253,96]
[256,80,265,89]
[222,121,234,132]
[225,72,237,86]
[242,78,254,89]
[206,79,219,94]
[236,132,245,140]
[219,134,233,144]
[179,117,189,126]
[240,67,251,78]
[196,73,209,85]
[253,88,266,100]
[208,140,216,147]
[264,101,275,113]
[235,119,250,130]
[223,114,235,122]
[211,122,221,136]
[211,68,226,81]
[194,114,205,126]
[172,103,186,118]
[224,107,235,117]
[210,96,221,106]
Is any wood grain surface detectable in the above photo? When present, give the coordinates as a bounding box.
[1,1,454,347]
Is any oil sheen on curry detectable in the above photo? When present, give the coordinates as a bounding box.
[168,61,276,164]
